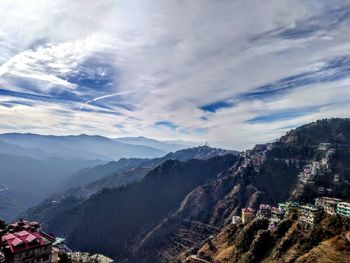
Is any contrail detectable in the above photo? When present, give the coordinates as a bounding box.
[78,90,137,111]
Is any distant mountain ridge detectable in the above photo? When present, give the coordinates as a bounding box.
[59,145,238,189]
[0,133,176,161]
[23,146,237,222]
[113,136,197,152]
[0,134,199,220]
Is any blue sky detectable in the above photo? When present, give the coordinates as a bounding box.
[0,0,350,149]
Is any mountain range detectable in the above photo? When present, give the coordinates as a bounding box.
[22,118,350,262]
[0,133,197,161]
[0,134,199,221]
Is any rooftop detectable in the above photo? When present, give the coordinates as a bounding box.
[300,204,322,211]
[2,230,54,253]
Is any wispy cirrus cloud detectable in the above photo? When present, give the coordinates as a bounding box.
[0,0,350,150]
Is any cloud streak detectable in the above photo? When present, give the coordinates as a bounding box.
[0,0,350,150]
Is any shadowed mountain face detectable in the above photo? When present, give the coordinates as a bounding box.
[24,154,238,261]
[22,146,237,235]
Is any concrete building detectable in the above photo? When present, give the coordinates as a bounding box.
[1,219,55,263]
[278,201,299,216]
[241,208,254,224]
[299,204,323,225]
[256,204,271,219]
[337,202,350,218]
[315,197,341,216]
[232,216,242,224]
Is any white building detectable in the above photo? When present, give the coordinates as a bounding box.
[232,216,242,224]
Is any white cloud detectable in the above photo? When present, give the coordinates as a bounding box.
[0,0,350,150]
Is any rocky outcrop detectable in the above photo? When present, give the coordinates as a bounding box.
[65,252,114,263]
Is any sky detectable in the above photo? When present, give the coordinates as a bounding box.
[0,0,350,150]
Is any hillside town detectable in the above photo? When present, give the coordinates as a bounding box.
[232,140,350,229]
[234,196,350,231]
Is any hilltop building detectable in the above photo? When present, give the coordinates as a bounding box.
[241,208,254,224]
[315,197,341,215]
[1,219,55,263]
[299,204,323,225]
[232,216,242,224]
[278,201,299,216]
[256,204,271,219]
[337,202,350,218]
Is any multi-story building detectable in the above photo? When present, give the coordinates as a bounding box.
[241,208,254,224]
[278,201,299,216]
[315,197,341,215]
[256,204,271,219]
[232,216,242,224]
[299,204,323,225]
[337,202,350,218]
[1,219,55,263]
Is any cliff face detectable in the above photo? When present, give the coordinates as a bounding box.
[128,142,310,262]
[26,154,237,262]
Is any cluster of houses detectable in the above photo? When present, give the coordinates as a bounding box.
[242,144,268,172]
[241,141,303,174]
[232,197,350,229]
[298,143,338,190]
[0,219,70,263]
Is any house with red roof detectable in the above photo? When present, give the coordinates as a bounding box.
[1,219,54,263]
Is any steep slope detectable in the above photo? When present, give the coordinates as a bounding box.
[25,154,237,261]
[132,157,300,262]
[178,118,350,262]
[294,232,350,263]
[24,146,236,228]
[280,118,350,145]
